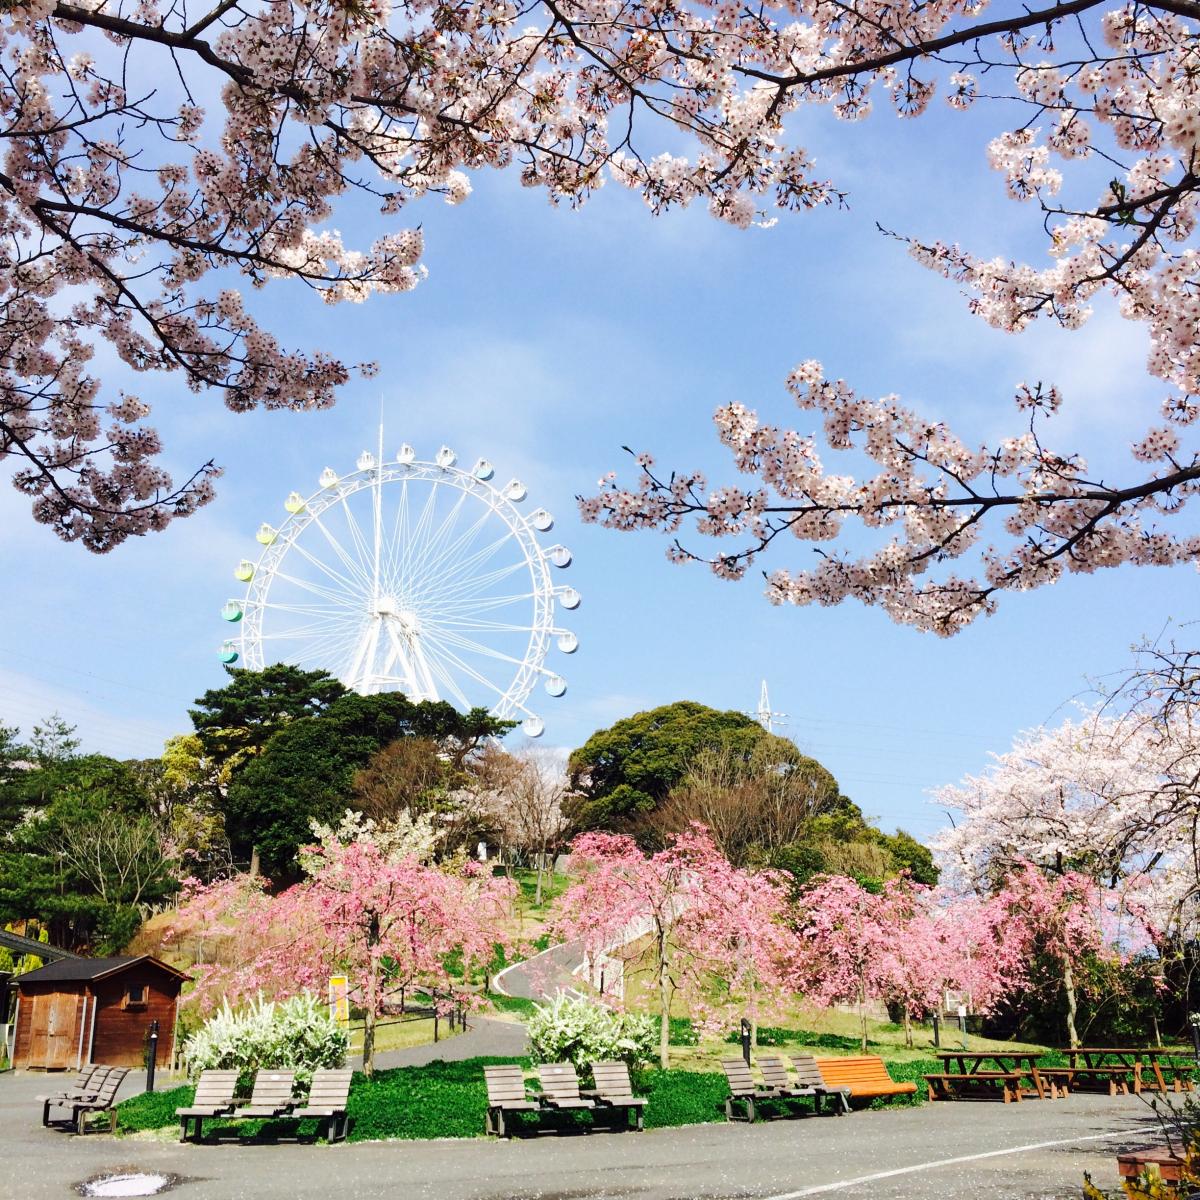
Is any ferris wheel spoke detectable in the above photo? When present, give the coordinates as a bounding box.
[413,641,476,710]
[338,493,377,584]
[399,500,494,601]
[431,628,539,671]
[417,630,517,704]
[290,627,365,669]
[308,510,376,593]
[396,476,444,593]
[403,488,469,584]
[411,533,526,608]
[430,616,537,633]
[270,567,362,609]
[257,616,364,641]
[258,600,357,618]
[386,478,411,580]
[435,590,538,616]
[282,537,370,602]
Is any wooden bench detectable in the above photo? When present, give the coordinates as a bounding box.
[722,1057,788,1122]
[45,1066,130,1134]
[815,1056,917,1102]
[285,1068,353,1143]
[761,1055,851,1115]
[924,1070,1024,1103]
[1039,1066,1134,1097]
[483,1064,542,1137]
[177,1070,240,1141]
[238,1070,297,1118]
[537,1063,597,1112]
[581,1061,647,1132]
[39,1065,109,1127]
[1118,1148,1188,1187]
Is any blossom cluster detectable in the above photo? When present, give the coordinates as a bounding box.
[582,362,1200,633]
[6,0,1198,562]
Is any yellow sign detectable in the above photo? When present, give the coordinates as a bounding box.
[328,975,349,1025]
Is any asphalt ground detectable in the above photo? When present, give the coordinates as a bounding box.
[0,1068,1170,1200]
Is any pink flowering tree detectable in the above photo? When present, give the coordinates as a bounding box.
[789,874,1032,1048]
[989,862,1154,1048]
[787,874,919,1052]
[167,840,514,1075]
[4,0,1197,572]
[553,826,792,1068]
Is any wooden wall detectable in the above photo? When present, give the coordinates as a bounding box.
[90,966,179,1068]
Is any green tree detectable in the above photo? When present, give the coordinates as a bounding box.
[189,664,349,770]
[223,693,510,882]
[565,700,800,834]
[0,722,27,826]
[0,755,176,952]
[29,714,80,766]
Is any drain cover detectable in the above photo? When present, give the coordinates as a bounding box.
[76,1172,180,1197]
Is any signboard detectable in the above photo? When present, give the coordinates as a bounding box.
[328,975,349,1025]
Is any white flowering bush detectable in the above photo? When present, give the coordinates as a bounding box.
[183,993,348,1088]
[526,993,656,1081]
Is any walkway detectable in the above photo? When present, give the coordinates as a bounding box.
[367,1016,527,1069]
[0,1068,1165,1200]
[492,940,585,1000]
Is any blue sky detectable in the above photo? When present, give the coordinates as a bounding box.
[1,88,1194,845]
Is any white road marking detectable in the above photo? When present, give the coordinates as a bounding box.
[762,1127,1148,1198]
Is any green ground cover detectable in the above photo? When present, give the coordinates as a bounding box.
[115,1051,929,1142]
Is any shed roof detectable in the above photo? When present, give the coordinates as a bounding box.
[16,954,191,986]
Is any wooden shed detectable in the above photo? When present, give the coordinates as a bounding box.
[11,955,189,1071]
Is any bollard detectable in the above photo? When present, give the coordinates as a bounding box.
[1189,1014,1200,1064]
[145,1019,159,1093]
[932,1013,940,1048]
[740,1018,752,1066]
[434,1009,440,1043]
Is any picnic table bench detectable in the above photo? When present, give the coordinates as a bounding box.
[1042,1047,1197,1097]
[1040,1048,1152,1097]
[924,1052,1045,1103]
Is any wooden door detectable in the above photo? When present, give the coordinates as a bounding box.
[29,993,78,1068]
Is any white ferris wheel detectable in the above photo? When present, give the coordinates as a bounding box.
[217,433,579,737]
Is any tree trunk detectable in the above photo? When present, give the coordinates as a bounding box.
[858,977,868,1054]
[363,916,381,1078]
[903,1010,913,1049]
[1063,957,1080,1049]
[658,938,671,1070]
[534,853,545,907]
[249,846,260,877]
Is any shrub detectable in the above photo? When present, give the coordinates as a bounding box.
[183,992,348,1088]
[526,993,656,1080]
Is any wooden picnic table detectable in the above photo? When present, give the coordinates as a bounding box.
[1056,1048,1197,1095]
[931,1052,1048,1101]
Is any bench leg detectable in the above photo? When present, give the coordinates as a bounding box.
[496,1109,506,1139]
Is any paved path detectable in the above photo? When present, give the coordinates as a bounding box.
[368,1016,527,1069]
[493,940,584,1000]
[0,1068,1167,1200]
